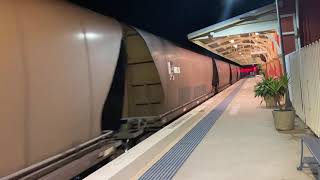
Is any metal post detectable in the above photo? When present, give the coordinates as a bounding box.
[295,0,301,49]
[297,138,304,170]
[275,0,287,73]
[275,0,292,108]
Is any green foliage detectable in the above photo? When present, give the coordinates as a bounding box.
[266,75,289,98]
[254,75,290,109]
[254,77,275,98]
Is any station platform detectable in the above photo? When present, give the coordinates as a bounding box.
[173,77,313,180]
[86,77,314,180]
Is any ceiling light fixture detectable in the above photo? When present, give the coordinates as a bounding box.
[196,36,209,40]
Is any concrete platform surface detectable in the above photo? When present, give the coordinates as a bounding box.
[173,77,314,180]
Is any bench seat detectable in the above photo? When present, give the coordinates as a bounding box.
[298,135,320,180]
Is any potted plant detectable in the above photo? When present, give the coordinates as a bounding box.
[254,77,277,108]
[266,75,295,131]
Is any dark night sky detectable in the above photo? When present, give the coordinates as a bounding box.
[70,0,274,65]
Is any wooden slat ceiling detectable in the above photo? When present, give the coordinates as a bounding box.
[191,31,277,65]
[188,4,280,65]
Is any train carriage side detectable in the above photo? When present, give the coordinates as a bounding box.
[215,59,232,91]
[0,1,122,177]
[237,66,241,80]
[230,64,238,84]
[0,1,236,177]
[211,58,220,93]
[111,27,216,128]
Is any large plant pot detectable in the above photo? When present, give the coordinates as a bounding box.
[264,97,276,108]
[272,109,295,131]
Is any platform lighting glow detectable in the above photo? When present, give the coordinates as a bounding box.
[197,36,209,40]
[255,32,260,35]
[230,39,235,43]
[233,44,238,48]
[77,32,101,40]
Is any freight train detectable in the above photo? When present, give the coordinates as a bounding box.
[0,1,240,179]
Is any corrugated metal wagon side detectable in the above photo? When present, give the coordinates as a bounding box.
[215,59,231,91]
[230,64,238,84]
[237,66,241,80]
[121,28,215,127]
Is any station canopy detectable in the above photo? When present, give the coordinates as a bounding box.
[188,4,280,66]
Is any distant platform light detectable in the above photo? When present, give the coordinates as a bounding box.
[233,44,238,48]
[255,32,260,35]
[230,39,235,43]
